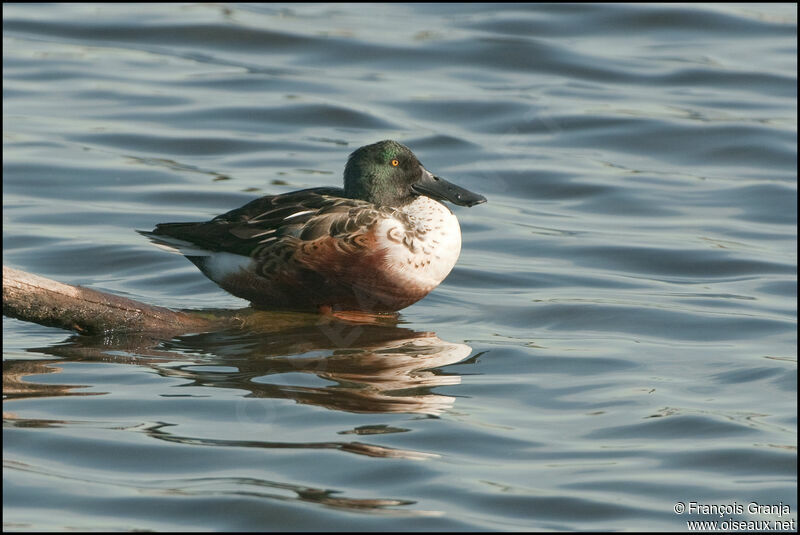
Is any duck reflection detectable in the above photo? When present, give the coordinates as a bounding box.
[5,315,473,417]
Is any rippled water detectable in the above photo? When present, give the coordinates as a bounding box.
[3,3,797,531]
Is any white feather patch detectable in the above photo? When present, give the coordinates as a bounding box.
[375,196,462,289]
[203,252,252,281]
[283,210,316,221]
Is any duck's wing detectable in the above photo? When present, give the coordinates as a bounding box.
[139,187,381,257]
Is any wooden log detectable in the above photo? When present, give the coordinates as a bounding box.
[3,265,217,335]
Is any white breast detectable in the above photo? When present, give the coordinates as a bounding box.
[376,196,462,291]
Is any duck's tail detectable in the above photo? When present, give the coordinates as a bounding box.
[137,227,213,257]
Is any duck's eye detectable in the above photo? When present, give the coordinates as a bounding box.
[391,159,399,167]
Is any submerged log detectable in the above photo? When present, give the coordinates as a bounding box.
[3,265,217,335]
[3,265,380,338]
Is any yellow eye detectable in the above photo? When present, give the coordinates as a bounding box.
[391,159,399,167]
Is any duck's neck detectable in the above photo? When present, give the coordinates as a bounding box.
[399,196,455,225]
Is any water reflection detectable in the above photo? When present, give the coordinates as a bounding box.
[3,359,95,400]
[152,474,443,516]
[4,315,472,417]
[3,456,442,517]
[145,421,439,461]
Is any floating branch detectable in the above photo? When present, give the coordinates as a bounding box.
[3,265,394,338]
[2,265,217,336]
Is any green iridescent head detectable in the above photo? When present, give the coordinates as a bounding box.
[343,140,486,208]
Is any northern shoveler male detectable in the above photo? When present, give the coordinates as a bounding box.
[139,140,486,313]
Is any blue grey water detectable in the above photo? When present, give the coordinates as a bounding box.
[2,3,796,532]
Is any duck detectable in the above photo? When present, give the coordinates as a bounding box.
[139,140,486,313]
